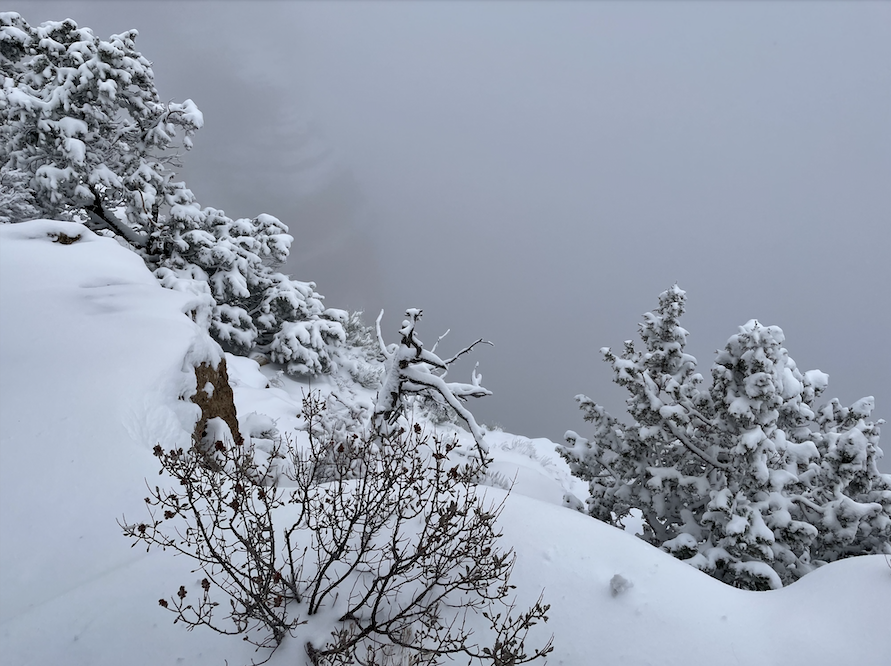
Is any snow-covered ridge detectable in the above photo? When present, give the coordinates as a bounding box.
[1,219,889,665]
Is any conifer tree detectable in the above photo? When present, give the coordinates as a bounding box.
[560,286,891,589]
[0,12,345,371]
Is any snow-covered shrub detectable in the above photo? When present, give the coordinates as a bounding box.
[0,12,344,372]
[559,285,891,589]
[304,307,492,485]
[372,309,493,457]
[123,392,553,665]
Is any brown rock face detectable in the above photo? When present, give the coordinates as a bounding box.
[191,357,244,446]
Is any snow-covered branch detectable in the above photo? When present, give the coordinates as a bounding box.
[664,419,731,471]
[372,309,492,457]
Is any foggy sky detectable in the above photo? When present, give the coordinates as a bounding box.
[14,2,891,470]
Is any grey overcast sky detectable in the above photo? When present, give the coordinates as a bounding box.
[15,1,891,469]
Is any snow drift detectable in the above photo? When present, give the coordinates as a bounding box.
[1,219,888,665]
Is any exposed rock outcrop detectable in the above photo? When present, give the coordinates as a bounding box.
[191,357,243,446]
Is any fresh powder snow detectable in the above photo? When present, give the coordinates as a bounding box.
[1,219,889,665]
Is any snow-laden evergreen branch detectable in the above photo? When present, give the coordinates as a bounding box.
[0,12,346,374]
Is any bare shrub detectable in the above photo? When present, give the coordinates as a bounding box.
[122,392,553,665]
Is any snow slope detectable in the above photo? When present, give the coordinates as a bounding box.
[1,220,888,666]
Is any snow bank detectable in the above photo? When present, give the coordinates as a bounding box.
[498,491,890,666]
[1,220,888,666]
[0,220,258,665]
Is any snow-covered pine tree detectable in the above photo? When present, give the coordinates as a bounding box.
[0,12,345,372]
[560,287,891,589]
[0,14,202,245]
[701,320,825,588]
[560,286,719,547]
[811,396,891,562]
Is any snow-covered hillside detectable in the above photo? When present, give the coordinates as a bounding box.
[1,219,889,666]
